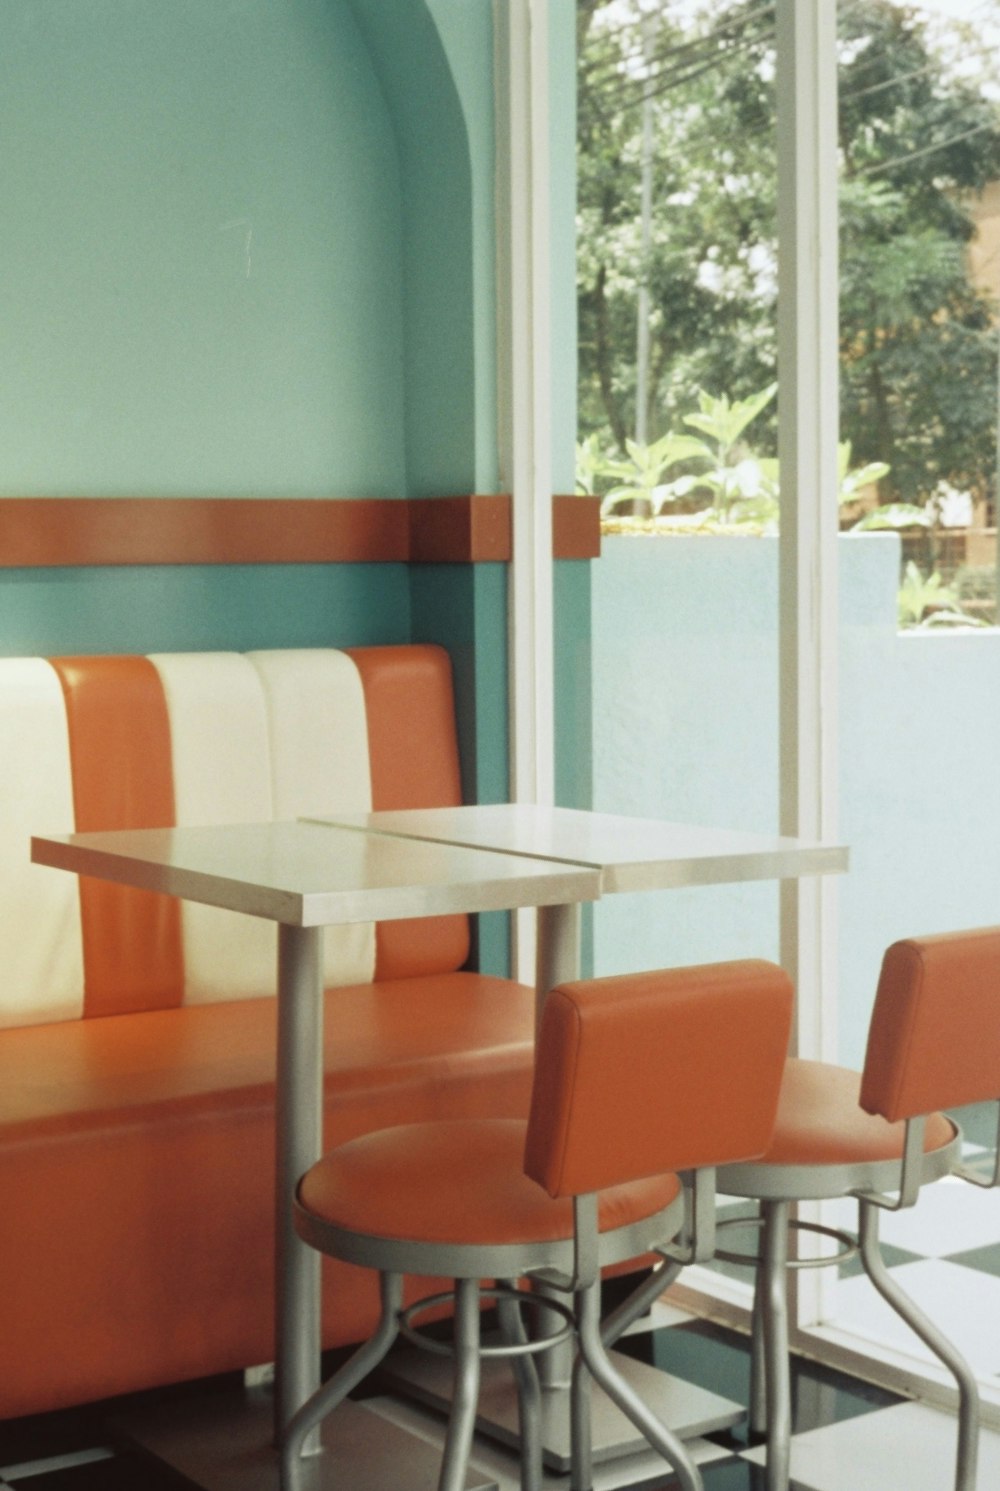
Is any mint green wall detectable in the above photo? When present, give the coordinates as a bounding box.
[0,0,407,498]
[0,565,410,658]
[0,2,592,982]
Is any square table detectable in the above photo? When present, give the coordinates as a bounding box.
[31,819,601,1491]
[309,803,848,1008]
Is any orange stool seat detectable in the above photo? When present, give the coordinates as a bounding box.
[752,1059,957,1169]
[718,928,1000,1491]
[299,1119,681,1248]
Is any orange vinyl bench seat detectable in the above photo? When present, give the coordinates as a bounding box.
[0,646,534,1419]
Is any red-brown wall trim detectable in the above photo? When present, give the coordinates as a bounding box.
[0,495,600,567]
[553,495,601,559]
[408,495,512,562]
[0,498,410,567]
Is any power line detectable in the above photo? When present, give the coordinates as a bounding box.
[581,1,776,92]
[859,119,998,175]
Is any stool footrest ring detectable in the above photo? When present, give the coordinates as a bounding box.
[397,1284,575,1359]
[715,1215,858,1270]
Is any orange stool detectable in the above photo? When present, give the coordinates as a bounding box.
[282,959,794,1491]
[719,927,1000,1491]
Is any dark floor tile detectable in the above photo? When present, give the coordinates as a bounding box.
[7,1450,187,1490]
[947,1101,999,1152]
[838,1238,924,1280]
[626,1458,819,1490]
[0,1376,240,1487]
[0,1407,109,1472]
[616,1317,903,1447]
[705,1203,764,1285]
[945,1240,1000,1277]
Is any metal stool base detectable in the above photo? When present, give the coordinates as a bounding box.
[381,1341,744,1472]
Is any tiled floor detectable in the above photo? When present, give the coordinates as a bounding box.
[3,1301,1000,1491]
[5,1102,999,1490]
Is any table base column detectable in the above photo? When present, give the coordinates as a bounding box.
[114,1392,497,1491]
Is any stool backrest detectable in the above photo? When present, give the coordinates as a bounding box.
[861,926,1000,1123]
[523,959,793,1200]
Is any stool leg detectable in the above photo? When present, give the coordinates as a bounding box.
[576,1276,703,1491]
[570,1330,593,1491]
[600,1257,683,1349]
[759,1199,792,1491]
[496,1282,543,1491]
[859,1201,980,1491]
[280,1271,402,1490]
[749,1260,768,1435]
[438,1277,482,1491]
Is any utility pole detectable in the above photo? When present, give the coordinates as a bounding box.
[635,5,657,444]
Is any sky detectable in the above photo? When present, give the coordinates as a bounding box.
[601,1,1000,97]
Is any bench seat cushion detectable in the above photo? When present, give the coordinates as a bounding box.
[0,971,534,1417]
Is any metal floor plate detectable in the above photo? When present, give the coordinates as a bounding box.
[115,1390,497,1491]
[381,1344,745,1473]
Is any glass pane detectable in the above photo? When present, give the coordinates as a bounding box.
[834,0,1000,1380]
[579,0,783,977]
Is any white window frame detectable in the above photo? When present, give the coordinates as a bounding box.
[496,0,840,1064]
[495,0,556,984]
[498,0,1000,1419]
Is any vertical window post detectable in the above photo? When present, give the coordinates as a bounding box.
[776,0,840,1328]
[496,0,556,981]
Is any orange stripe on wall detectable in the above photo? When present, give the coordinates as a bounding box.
[0,499,409,567]
[50,657,184,1017]
[408,495,511,561]
[346,645,471,981]
[0,496,600,566]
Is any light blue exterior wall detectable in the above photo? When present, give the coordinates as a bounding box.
[591,533,1000,1067]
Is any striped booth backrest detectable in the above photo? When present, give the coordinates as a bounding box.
[0,646,469,1029]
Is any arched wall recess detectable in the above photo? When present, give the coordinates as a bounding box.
[346,0,487,497]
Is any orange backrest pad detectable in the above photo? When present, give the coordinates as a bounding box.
[860,926,1000,1122]
[51,656,184,1018]
[524,959,794,1199]
[346,645,470,980]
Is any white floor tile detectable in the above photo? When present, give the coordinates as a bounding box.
[828,1259,1000,1376]
[830,1177,1000,1259]
[742,1400,1000,1491]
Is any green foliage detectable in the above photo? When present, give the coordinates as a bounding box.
[583,382,891,531]
[853,502,930,531]
[896,561,985,629]
[577,0,1000,510]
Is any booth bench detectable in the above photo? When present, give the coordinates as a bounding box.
[0,645,535,1421]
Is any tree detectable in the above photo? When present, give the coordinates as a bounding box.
[577,0,1000,507]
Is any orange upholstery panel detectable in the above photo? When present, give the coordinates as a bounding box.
[0,971,534,1417]
[860,926,1000,1122]
[50,656,184,1017]
[524,960,793,1199]
[300,1120,680,1245]
[346,645,470,980]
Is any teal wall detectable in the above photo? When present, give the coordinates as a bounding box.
[0,564,411,658]
[0,1,591,979]
[0,0,407,498]
[348,0,498,495]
